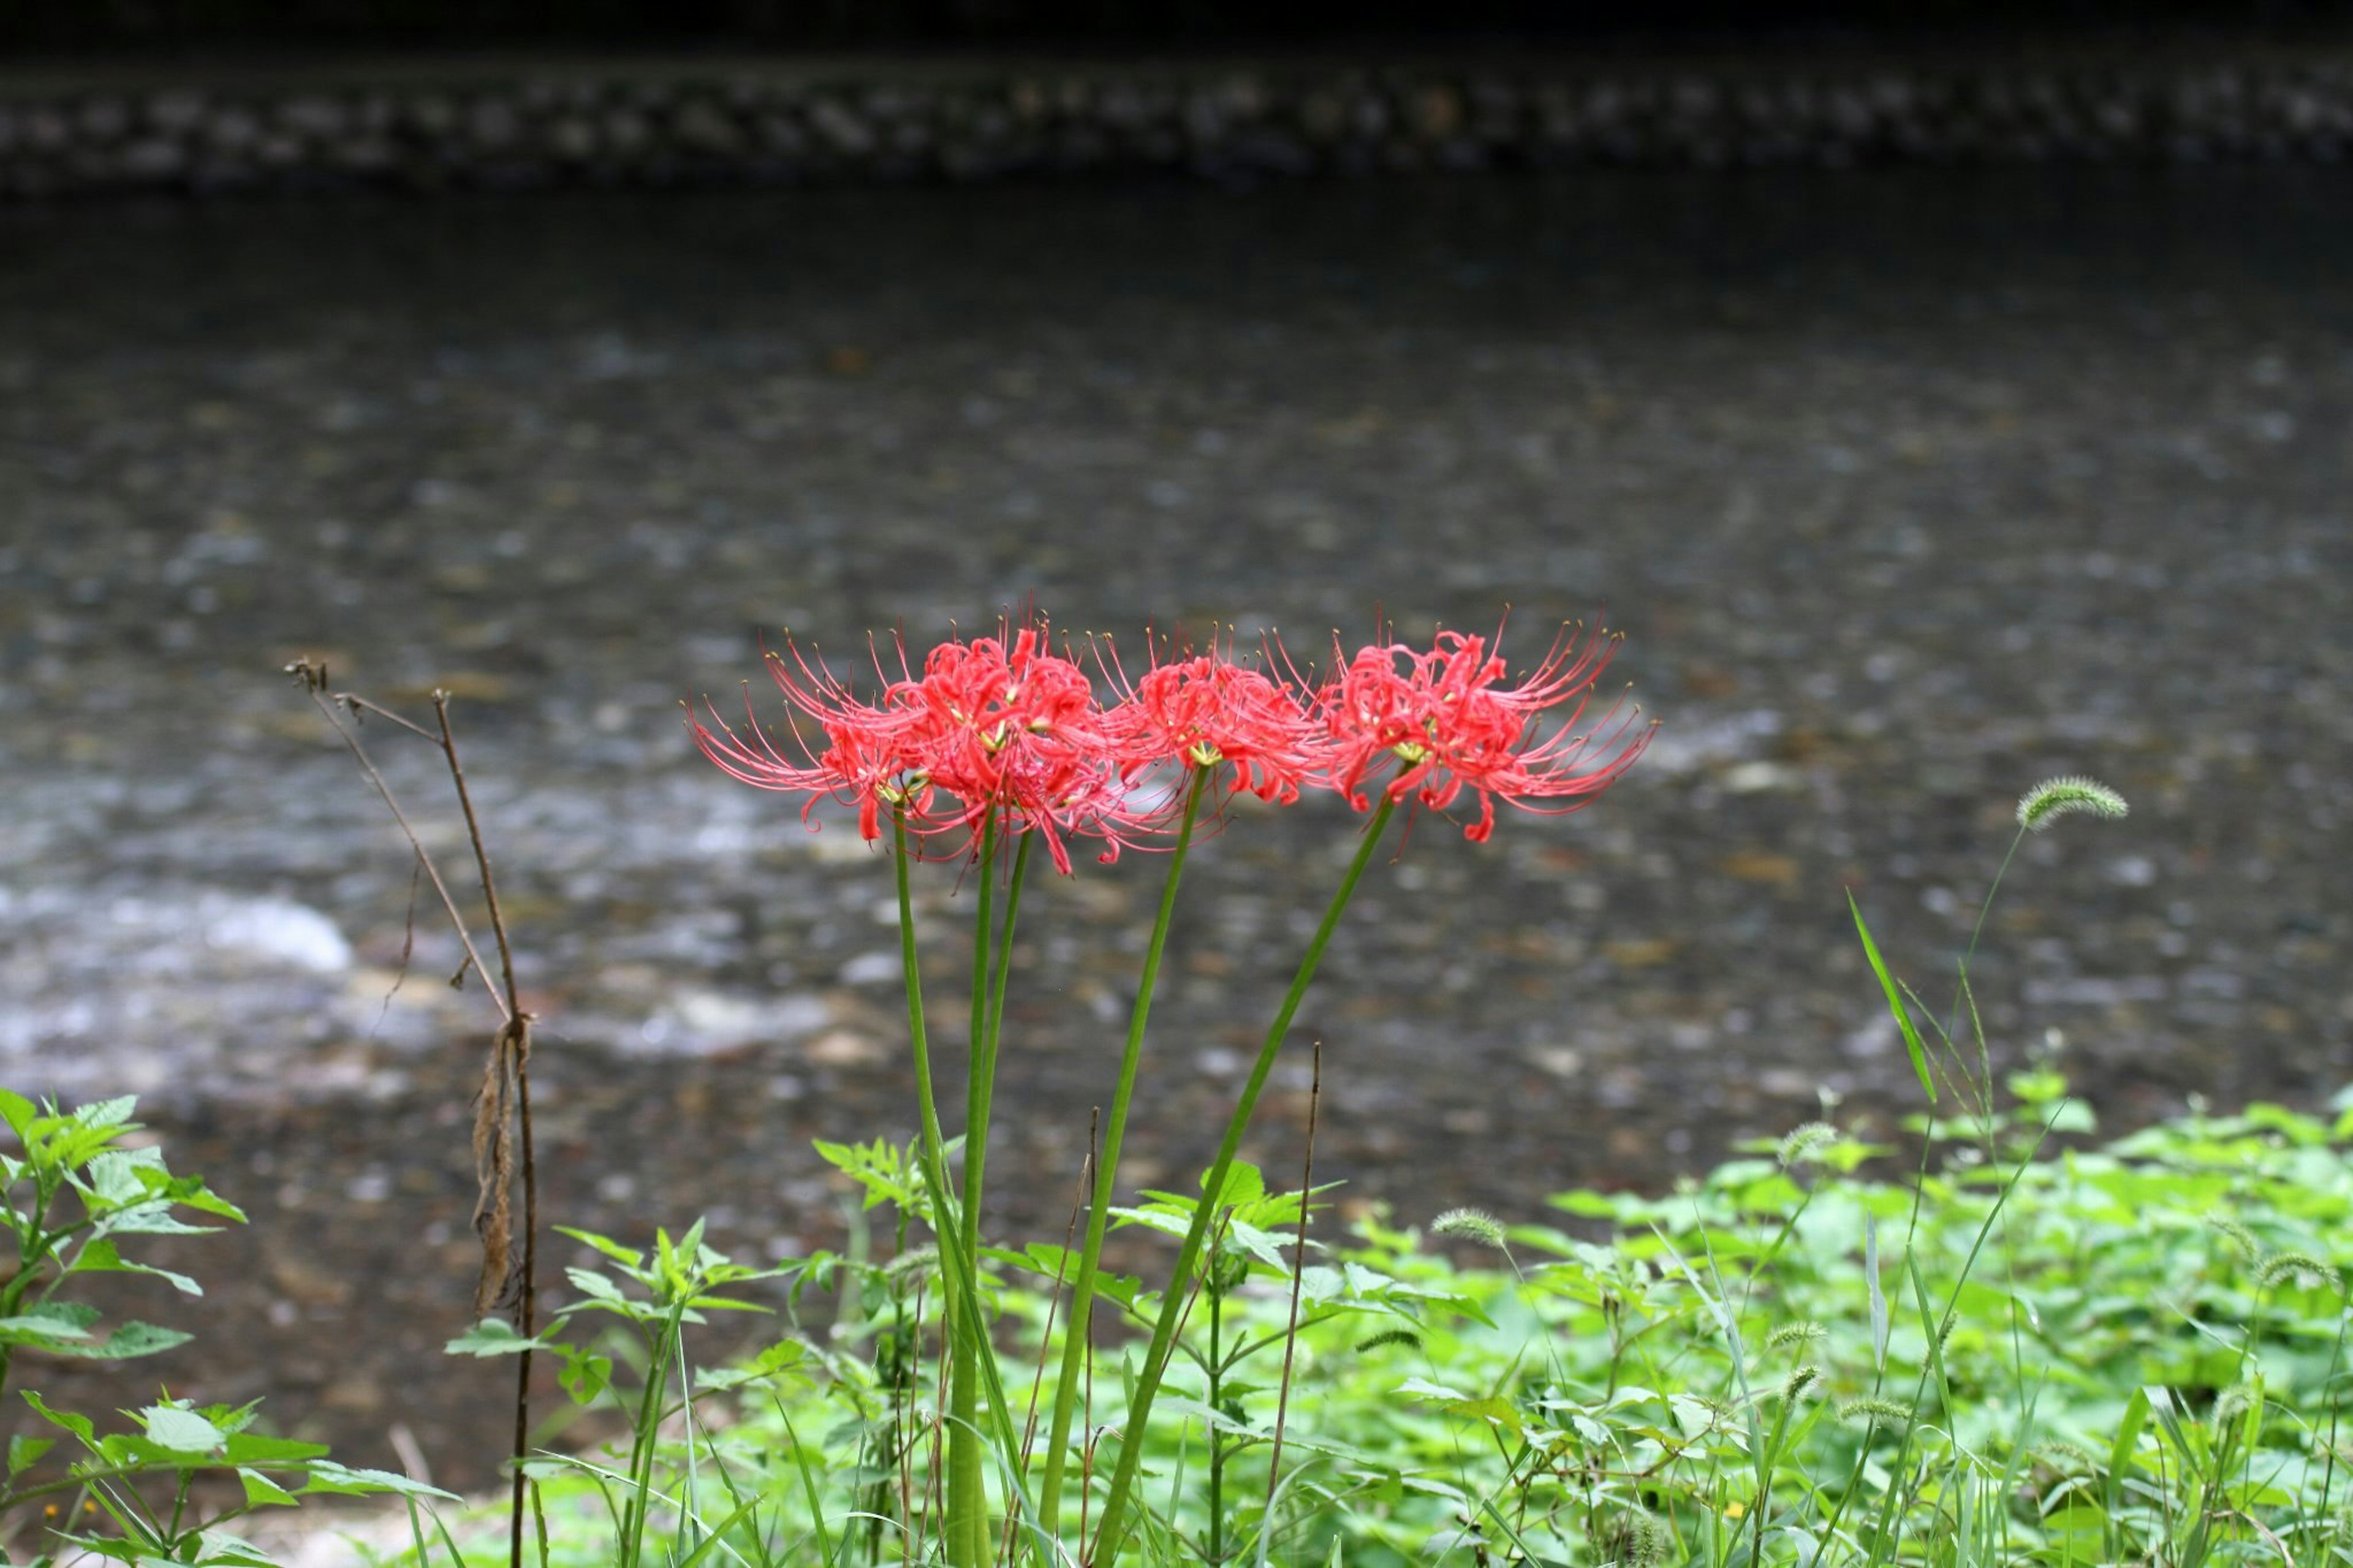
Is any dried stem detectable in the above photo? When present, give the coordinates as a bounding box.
[430,695,537,1568]
[1265,1038,1322,1516]
[287,662,539,1568]
[287,664,507,1025]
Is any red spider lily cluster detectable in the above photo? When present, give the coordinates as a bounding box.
[692,616,1650,871]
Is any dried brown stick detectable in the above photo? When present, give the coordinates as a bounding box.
[433,695,521,1017]
[430,695,538,1568]
[1264,1038,1322,1516]
[287,664,510,1025]
[289,663,539,1568]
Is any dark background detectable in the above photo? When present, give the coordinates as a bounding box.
[4,0,2346,58]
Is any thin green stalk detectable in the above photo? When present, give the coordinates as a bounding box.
[890,813,960,1259]
[948,812,1002,1568]
[892,811,980,1567]
[1037,767,1211,1540]
[1093,795,1396,1565]
[1949,829,2025,1045]
[1207,1269,1226,1567]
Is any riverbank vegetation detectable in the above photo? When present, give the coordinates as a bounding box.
[4,619,2346,1566]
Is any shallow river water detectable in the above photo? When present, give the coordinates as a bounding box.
[3,167,2351,1485]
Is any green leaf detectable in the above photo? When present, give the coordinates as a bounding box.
[444,1317,548,1357]
[0,1306,99,1345]
[0,1089,37,1143]
[71,1096,140,1133]
[295,1461,457,1500]
[1848,890,1934,1104]
[7,1434,54,1477]
[558,1350,612,1406]
[693,1338,808,1394]
[238,1466,301,1507]
[45,1320,193,1361]
[22,1390,96,1444]
[141,1402,228,1453]
[554,1226,644,1270]
[222,1433,331,1465]
[69,1237,203,1296]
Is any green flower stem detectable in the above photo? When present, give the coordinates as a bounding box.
[1037,766,1211,1541]
[1092,793,1397,1565]
[964,824,1034,1268]
[945,817,1033,1566]
[946,811,1002,1568]
[892,811,982,1568]
[890,812,960,1266]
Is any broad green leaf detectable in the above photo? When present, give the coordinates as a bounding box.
[68,1238,203,1295]
[558,1350,612,1406]
[42,1320,192,1360]
[7,1434,54,1476]
[223,1432,330,1464]
[238,1466,300,1507]
[295,1460,457,1499]
[141,1402,227,1453]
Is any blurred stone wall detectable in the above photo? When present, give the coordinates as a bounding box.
[3,1,2337,53]
[4,50,2352,198]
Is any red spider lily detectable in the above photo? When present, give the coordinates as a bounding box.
[1099,639,1326,805]
[1320,624,1651,842]
[692,622,1160,874]
[690,638,944,843]
[896,625,1146,872]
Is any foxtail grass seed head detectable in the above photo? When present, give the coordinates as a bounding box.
[1839,1397,1914,1427]
[1768,1321,1828,1353]
[2036,1439,2098,1474]
[1353,1329,1423,1355]
[884,1243,939,1282]
[2207,1210,2262,1260]
[1430,1207,1509,1252]
[1777,1122,1838,1169]
[1602,1509,1671,1568]
[2016,775,2129,833]
[2214,1384,2263,1428]
[2258,1251,2343,1292]
[1781,1364,1822,1401]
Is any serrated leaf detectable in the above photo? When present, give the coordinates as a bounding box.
[69,1238,203,1296]
[0,1309,97,1345]
[238,1466,300,1507]
[295,1461,457,1499]
[142,1403,227,1453]
[558,1352,612,1406]
[93,1203,218,1240]
[72,1096,140,1132]
[22,1390,96,1442]
[45,1320,192,1361]
[7,1434,54,1476]
[223,1433,330,1465]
